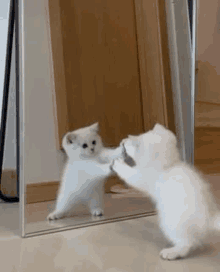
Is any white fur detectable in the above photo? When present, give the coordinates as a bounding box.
[112,123,220,260]
[47,123,123,220]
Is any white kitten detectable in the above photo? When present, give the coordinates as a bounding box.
[47,123,123,220]
[112,123,220,260]
[63,122,123,163]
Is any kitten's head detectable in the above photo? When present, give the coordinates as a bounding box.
[123,123,180,168]
[63,122,103,158]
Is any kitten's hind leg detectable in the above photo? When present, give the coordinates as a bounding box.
[47,202,70,221]
[89,184,105,216]
[47,192,79,220]
[47,210,66,221]
[160,244,192,260]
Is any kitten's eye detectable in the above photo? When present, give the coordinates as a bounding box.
[92,140,96,145]
[82,143,88,149]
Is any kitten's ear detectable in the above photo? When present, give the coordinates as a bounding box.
[128,135,136,140]
[66,133,77,144]
[90,122,99,133]
[153,123,166,132]
[128,135,140,147]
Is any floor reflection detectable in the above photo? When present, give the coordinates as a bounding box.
[25,192,156,235]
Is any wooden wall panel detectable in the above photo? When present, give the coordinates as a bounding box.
[197,0,220,104]
[195,127,220,163]
[195,127,220,174]
[195,101,220,128]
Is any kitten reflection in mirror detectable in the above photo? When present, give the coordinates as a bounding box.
[47,122,125,220]
[63,122,125,163]
[65,122,103,159]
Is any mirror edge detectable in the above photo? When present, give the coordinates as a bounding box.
[17,0,25,238]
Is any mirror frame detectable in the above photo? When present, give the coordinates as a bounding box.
[18,0,196,237]
[17,0,25,238]
[165,0,196,164]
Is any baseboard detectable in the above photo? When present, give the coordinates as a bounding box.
[26,181,59,204]
[26,176,128,204]
[0,169,17,197]
[0,169,128,204]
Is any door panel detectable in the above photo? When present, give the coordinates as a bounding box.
[48,0,175,148]
[59,0,144,147]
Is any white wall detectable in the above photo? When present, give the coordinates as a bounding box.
[0,0,17,170]
[0,0,10,122]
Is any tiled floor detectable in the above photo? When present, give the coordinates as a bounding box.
[1,213,220,272]
[1,174,220,271]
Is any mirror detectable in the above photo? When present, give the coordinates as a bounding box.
[20,0,192,237]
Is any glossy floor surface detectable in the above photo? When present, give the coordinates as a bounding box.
[1,174,220,271]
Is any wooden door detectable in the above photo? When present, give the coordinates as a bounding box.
[48,0,175,190]
[58,0,144,147]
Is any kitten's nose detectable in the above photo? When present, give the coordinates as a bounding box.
[91,148,94,152]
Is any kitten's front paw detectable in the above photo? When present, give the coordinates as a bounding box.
[112,157,125,173]
[160,247,185,260]
[91,208,104,216]
[47,211,62,221]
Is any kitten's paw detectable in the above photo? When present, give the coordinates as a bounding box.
[112,157,125,172]
[91,208,104,216]
[160,246,189,260]
[47,211,61,221]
